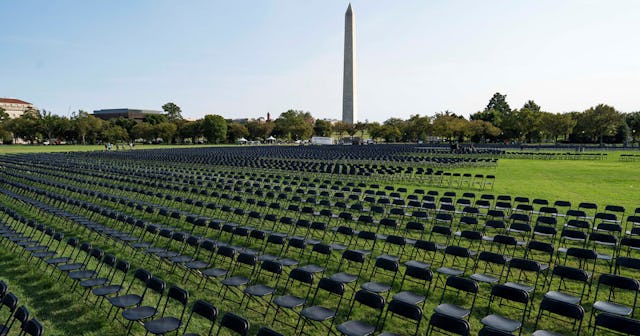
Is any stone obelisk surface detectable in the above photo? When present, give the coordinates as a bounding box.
[342,3,357,124]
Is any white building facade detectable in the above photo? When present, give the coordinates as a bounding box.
[0,98,35,119]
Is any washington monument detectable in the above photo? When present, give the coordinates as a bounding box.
[342,3,357,124]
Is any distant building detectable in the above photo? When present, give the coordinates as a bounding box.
[93,108,163,122]
[0,98,36,119]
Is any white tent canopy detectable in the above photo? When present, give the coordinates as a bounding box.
[267,136,276,141]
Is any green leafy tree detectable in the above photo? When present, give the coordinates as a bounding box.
[152,122,177,143]
[486,92,511,115]
[6,108,41,143]
[131,122,154,141]
[355,121,368,139]
[227,123,249,143]
[246,121,274,140]
[470,108,503,126]
[383,118,408,141]
[201,114,227,144]
[625,112,640,144]
[313,119,333,137]
[101,124,128,142]
[522,100,541,112]
[0,107,9,123]
[518,108,544,142]
[540,112,576,142]
[143,114,168,125]
[333,121,350,139]
[432,112,469,142]
[380,124,401,142]
[582,104,623,145]
[274,110,314,140]
[162,102,183,121]
[177,120,203,143]
[366,122,383,141]
[404,115,431,141]
[468,119,501,143]
[112,117,137,136]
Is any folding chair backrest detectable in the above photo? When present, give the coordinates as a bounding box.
[217,312,249,336]
[21,318,43,336]
[593,312,640,335]
[428,312,470,336]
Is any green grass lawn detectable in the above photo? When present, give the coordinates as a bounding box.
[1,147,639,335]
[493,158,640,211]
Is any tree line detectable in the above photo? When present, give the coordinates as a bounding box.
[0,94,638,145]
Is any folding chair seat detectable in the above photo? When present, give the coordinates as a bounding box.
[352,230,378,256]
[335,289,386,336]
[78,253,116,295]
[426,312,470,336]
[503,257,544,301]
[489,234,518,257]
[406,239,437,270]
[486,209,506,221]
[454,230,483,254]
[215,312,249,336]
[532,297,584,336]
[272,268,315,330]
[199,245,236,289]
[121,276,166,334]
[331,226,356,251]
[380,235,406,261]
[297,278,346,335]
[513,203,533,215]
[57,242,93,281]
[480,284,529,336]
[588,232,619,272]
[544,265,590,305]
[434,275,479,320]
[429,225,453,250]
[434,213,454,227]
[220,252,258,305]
[91,260,132,305]
[182,239,216,283]
[330,249,368,290]
[482,220,507,242]
[578,202,598,220]
[625,216,640,235]
[405,221,426,242]
[241,260,283,318]
[591,274,640,321]
[361,257,399,296]
[523,240,554,272]
[507,214,531,241]
[435,245,474,285]
[495,202,512,216]
[533,216,558,241]
[107,269,152,319]
[471,251,507,286]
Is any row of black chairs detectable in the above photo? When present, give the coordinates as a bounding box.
[3,176,640,336]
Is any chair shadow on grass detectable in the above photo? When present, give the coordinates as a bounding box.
[0,251,125,335]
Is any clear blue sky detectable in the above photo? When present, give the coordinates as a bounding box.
[1,0,638,121]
